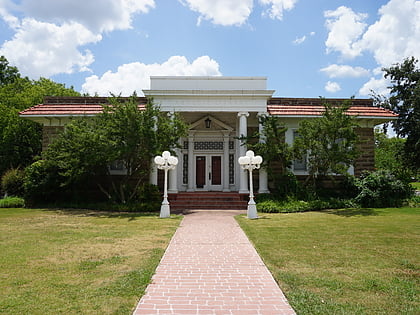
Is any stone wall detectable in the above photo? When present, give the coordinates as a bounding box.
[354,127,375,177]
[42,126,64,152]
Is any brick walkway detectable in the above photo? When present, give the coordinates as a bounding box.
[133,210,296,315]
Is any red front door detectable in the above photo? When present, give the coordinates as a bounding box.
[195,155,223,190]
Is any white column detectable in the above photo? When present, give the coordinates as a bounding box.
[150,162,158,185]
[258,112,270,193]
[150,115,158,186]
[168,148,179,193]
[238,112,249,193]
[187,132,195,191]
[223,131,230,192]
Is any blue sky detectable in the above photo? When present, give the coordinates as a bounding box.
[0,0,419,98]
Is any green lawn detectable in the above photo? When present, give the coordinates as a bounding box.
[412,182,420,190]
[0,208,181,314]
[237,207,419,315]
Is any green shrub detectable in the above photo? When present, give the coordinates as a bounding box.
[136,183,161,203]
[354,170,414,208]
[257,195,357,213]
[408,195,420,207]
[257,200,283,213]
[1,168,25,197]
[23,160,63,205]
[0,196,25,208]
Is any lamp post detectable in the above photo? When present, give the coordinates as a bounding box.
[154,151,178,218]
[238,150,263,219]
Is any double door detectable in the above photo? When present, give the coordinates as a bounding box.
[195,155,222,191]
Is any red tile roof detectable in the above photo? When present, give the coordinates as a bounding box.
[267,98,397,118]
[19,96,397,119]
[19,97,147,116]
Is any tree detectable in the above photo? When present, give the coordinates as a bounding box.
[43,96,188,203]
[240,116,294,194]
[380,57,420,174]
[0,56,20,86]
[0,105,42,176]
[293,100,359,186]
[0,56,80,176]
[374,128,408,178]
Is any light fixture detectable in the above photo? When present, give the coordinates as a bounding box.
[154,151,178,218]
[238,150,263,219]
[205,117,211,128]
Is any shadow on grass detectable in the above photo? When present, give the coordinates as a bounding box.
[39,208,163,221]
[322,208,379,217]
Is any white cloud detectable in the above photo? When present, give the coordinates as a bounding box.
[320,64,370,78]
[357,0,420,67]
[0,18,101,77]
[180,0,253,26]
[293,35,306,45]
[259,0,298,20]
[0,0,19,28]
[324,0,420,67]
[292,31,315,45]
[358,77,389,96]
[179,0,298,26]
[15,0,155,33]
[0,0,154,78]
[81,55,222,96]
[325,81,341,93]
[324,6,368,59]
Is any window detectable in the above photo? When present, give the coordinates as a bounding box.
[109,160,127,175]
[293,131,307,172]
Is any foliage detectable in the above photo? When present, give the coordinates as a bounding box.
[256,196,356,213]
[378,57,420,174]
[23,160,64,205]
[239,115,293,189]
[40,96,188,204]
[374,128,409,178]
[293,99,359,186]
[0,196,24,208]
[0,57,80,177]
[0,56,20,86]
[0,76,80,111]
[1,168,25,197]
[353,170,414,208]
[44,119,113,186]
[0,105,42,176]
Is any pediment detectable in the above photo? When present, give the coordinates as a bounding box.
[189,115,234,131]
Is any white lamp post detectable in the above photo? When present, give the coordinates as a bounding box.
[238,150,263,219]
[154,151,178,218]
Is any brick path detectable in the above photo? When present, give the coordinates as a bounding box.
[133,210,296,315]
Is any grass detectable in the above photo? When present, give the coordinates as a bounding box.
[236,207,420,315]
[0,208,181,314]
[411,182,420,190]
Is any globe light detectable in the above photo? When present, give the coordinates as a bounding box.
[238,150,263,219]
[154,151,179,218]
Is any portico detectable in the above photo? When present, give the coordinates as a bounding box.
[144,76,274,194]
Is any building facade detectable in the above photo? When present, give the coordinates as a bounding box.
[20,76,397,193]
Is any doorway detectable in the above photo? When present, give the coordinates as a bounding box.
[195,155,223,191]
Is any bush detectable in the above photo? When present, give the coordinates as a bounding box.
[256,196,356,213]
[354,170,414,208]
[0,196,25,208]
[23,160,63,205]
[1,168,25,197]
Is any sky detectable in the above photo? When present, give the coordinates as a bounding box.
[0,0,419,98]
